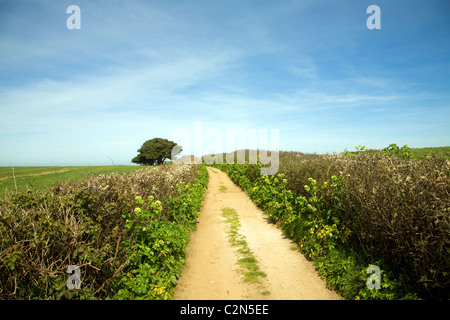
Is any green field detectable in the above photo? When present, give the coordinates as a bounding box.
[0,165,145,198]
[410,146,450,158]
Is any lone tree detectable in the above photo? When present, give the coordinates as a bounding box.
[132,138,182,165]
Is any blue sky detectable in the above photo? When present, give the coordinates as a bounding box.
[0,0,449,165]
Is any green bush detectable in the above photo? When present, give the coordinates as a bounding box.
[0,164,208,300]
[210,145,449,299]
[382,143,413,159]
[337,152,449,298]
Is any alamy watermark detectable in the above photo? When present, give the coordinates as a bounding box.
[66,4,380,31]
[366,5,381,30]
[366,265,381,290]
[170,121,279,175]
[66,265,81,289]
[66,5,81,30]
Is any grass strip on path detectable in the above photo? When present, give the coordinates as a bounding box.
[221,207,269,295]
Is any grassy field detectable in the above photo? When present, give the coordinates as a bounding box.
[410,146,450,158]
[0,165,145,198]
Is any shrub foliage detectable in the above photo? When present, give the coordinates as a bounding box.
[0,164,208,300]
[211,146,450,299]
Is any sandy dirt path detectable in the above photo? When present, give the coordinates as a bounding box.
[173,167,340,300]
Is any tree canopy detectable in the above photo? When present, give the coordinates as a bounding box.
[132,138,182,165]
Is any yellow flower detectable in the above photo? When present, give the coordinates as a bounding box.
[135,196,144,205]
[154,285,166,296]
